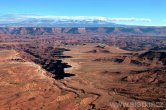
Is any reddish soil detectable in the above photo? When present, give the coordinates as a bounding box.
[0,27,166,110]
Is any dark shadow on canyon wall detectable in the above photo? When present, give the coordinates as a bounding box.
[42,59,75,80]
[20,47,75,80]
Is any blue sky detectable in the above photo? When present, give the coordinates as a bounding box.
[0,0,165,26]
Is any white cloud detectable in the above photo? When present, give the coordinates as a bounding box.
[18,15,108,21]
[110,18,151,22]
[0,14,152,23]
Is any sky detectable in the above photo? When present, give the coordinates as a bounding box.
[0,0,166,26]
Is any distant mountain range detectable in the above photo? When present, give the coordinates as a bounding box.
[0,14,159,27]
[0,15,166,36]
[0,18,121,27]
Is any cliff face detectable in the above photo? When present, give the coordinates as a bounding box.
[0,27,166,36]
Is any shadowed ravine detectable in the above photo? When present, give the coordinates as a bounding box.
[22,47,75,79]
[19,48,101,109]
[42,59,75,79]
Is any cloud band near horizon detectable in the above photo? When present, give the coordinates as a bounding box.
[0,14,152,23]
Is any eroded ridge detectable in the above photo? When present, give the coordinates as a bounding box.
[0,50,100,110]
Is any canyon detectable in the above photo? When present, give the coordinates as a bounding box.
[0,27,166,110]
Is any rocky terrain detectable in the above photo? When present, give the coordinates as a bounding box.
[0,27,166,110]
[0,27,166,36]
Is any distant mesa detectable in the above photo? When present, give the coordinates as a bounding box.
[86,46,111,54]
[1,27,166,36]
